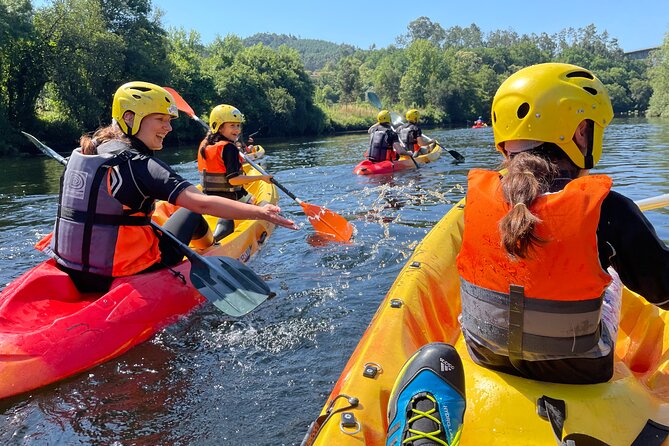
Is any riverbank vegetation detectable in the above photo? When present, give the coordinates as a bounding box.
[1,0,667,155]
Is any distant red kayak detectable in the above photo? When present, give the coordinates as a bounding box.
[353,144,442,175]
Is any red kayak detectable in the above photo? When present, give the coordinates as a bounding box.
[353,144,442,175]
[0,171,277,400]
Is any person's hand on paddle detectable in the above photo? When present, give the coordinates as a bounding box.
[259,174,273,184]
[259,204,299,230]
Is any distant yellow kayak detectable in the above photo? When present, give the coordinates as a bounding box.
[303,199,669,446]
[243,144,265,161]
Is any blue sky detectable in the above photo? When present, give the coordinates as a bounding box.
[156,0,668,52]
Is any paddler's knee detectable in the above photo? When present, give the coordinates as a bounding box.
[213,218,234,242]
[163,208,214,249]
[191,216,214,249]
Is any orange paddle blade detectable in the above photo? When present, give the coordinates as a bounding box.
[300,202,354,242]
[163,87,196,118]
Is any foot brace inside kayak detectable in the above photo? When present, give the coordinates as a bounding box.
[537,395,669,446]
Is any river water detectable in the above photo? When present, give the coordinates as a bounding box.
[0,118,667,445]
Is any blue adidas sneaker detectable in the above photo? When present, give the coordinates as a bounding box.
[386,343,466,446]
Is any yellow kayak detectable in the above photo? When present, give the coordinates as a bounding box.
[304,199,669,446]
[244,145,265,161]
[154,163,276,259]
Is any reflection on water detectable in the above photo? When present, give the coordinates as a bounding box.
[0,118,667,445]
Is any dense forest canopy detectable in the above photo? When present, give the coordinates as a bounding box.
[0,1,667,155]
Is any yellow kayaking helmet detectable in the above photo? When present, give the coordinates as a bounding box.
[209,104,245,133]
[112,81,179,136]
[406,109,420,123]
[377,110,391,124]
[491,63,613,169]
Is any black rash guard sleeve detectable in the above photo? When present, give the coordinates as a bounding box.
[222,143,243,180]
[111,156,191,209]
[597,190,669,308]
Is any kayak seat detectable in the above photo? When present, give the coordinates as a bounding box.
[617,288,666,377]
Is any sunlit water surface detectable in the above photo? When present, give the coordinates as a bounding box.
[0,118,667,445]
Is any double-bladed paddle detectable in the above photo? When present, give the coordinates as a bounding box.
[163,87,355,243]
[22,131,271,317]
[366,92,465,164]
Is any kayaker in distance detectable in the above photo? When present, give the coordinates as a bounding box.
[395,108,435,156]
[244,135,257,154]
[366,110,409,162]
[471,116,487,128]
[197,104,274,241]
[47,81,296,293]
[457,63,669,385]
[234,136,255,154]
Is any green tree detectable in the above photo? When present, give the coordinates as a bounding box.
[398,16,446,47]
[99,0,170,82]
[204,40,325,136]
[0,0,44,132]
[335,56,363,102]
[35,0,124,129]
[373,50,408,105]
[648,33,669,117]
[399,40,439,107]
[442,24,483,49]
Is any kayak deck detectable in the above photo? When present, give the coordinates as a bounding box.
[353,143,442,175]
[243,145,265,161]
[305,200,669,446]
[0,164,278,399]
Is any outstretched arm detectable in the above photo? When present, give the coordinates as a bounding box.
[175,185,297,230]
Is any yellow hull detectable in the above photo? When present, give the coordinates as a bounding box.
[154,163,278,261]
[306,200,669,446]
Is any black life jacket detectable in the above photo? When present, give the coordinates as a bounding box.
[368,125,395,162]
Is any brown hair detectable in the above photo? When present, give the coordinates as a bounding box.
[498,147,561,258]
[198,130,226,160]
[79,124,129,155]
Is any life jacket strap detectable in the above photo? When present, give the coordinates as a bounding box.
[58,206,151,226]
[508,284,525,368]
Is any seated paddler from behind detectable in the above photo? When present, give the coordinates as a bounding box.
[396,108,435,157]
[47,81,296,294]
[197,104,273,241]
[456,63,669,385]
[366,110,410,162]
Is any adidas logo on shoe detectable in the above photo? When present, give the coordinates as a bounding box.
[440,358,455,372]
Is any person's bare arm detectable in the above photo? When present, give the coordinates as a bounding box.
[175,185,297,229]
[228,175,272,186]
[393,141,411,156]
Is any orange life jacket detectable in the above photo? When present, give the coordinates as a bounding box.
[457,169,613,360]
[197,141,244,194]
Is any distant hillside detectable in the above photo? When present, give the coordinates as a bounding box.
[243,33,358,71]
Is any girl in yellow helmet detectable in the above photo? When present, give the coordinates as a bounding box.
[197,104,273,240]
[49,82,296,293]
[456,63,669,385]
